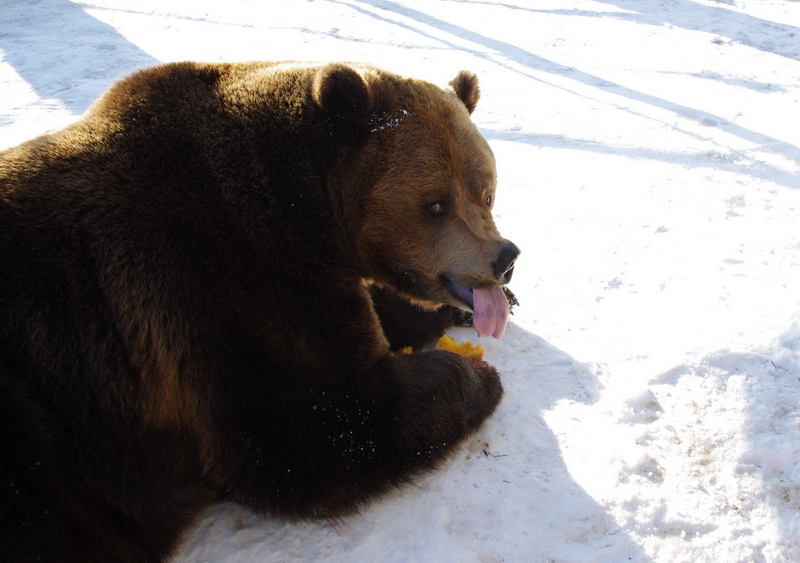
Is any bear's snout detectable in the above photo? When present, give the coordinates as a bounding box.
[491,241,520,283]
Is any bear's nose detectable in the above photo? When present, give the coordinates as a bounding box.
[492,241,520,282]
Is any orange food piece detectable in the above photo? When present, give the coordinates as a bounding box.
[437,335,484,360]
[392,335,484,360]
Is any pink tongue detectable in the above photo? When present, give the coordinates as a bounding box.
[472,287,510,339]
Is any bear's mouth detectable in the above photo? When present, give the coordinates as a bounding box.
[444,278,510,339]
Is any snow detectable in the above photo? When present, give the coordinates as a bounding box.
[2,0,800,561]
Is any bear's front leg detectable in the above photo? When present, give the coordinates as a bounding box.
[218,349,502,521]
[322,349,503,516]
[369,286,461,351]
[369,350,504,461]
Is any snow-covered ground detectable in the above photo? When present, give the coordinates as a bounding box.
[3,0,800,561]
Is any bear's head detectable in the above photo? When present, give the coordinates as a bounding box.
[316,64,520,339]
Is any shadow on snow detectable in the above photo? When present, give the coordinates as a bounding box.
[0,0,158,114]
[336,0,800,189]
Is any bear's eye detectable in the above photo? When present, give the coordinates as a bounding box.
[429,202,447,217]
[485,195,492,207]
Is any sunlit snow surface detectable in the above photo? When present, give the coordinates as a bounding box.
[2,1,799,561]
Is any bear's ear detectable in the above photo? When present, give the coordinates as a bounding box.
[449,70,480,115]
[312,63,372,123]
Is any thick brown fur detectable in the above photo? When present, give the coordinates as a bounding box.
[0,61,518,562]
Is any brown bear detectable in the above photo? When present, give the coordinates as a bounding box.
[0,61,519,562]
